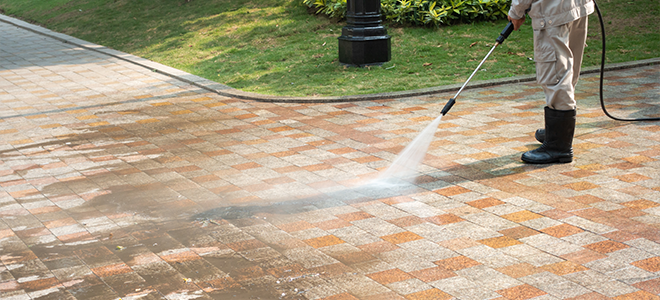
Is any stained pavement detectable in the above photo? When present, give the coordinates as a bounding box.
[1,15,660,300]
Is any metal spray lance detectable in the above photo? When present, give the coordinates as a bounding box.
[440,22,515,116]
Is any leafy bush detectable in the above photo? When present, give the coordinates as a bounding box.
[303,0,348,19]
[303,0,509,26]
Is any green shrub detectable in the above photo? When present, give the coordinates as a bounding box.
[303,0,509,26]
[303,0,348,19]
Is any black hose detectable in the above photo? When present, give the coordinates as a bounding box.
[593,0,660,121]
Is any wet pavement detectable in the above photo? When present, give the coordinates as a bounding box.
[1,16,660,300]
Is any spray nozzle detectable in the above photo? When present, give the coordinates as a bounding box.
[441,98,456,116]
[496,22,515,44]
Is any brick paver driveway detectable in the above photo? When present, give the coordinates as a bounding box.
[1,17,659,300]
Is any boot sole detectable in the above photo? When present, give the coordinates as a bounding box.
[522,156,573,164]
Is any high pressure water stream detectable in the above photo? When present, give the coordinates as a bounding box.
[377,114,444,180]
[375,23,515,182]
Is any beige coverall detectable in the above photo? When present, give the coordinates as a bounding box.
[509,0,595,111]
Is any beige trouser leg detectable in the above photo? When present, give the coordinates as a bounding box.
[533,16,588,111]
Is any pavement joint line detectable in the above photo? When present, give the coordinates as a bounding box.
[0,13,659,104]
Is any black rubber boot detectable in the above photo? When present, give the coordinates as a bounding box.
[522,107,575,164]
[535,129,545,143]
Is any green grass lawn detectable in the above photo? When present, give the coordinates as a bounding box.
[1,0,658,97]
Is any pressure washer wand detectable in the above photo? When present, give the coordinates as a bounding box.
[441,22,515,116]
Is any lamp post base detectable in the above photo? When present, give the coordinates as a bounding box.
[337,0,391,67]
[338,34,391,66]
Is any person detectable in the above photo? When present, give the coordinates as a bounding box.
[508,0,594,163]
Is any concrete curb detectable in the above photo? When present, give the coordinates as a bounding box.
[2,14,659,103]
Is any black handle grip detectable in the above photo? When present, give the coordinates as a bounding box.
[496,22,515,44]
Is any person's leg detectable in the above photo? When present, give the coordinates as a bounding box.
[523,18,587,163]
[534,17,588,143]
[569,16,588,88]
[541,22,575,111]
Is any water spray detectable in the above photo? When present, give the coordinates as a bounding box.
[376,22,515,181]
[440,22,515,116]
[378,7,657,182]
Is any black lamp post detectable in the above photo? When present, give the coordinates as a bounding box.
[338,0,391,66]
